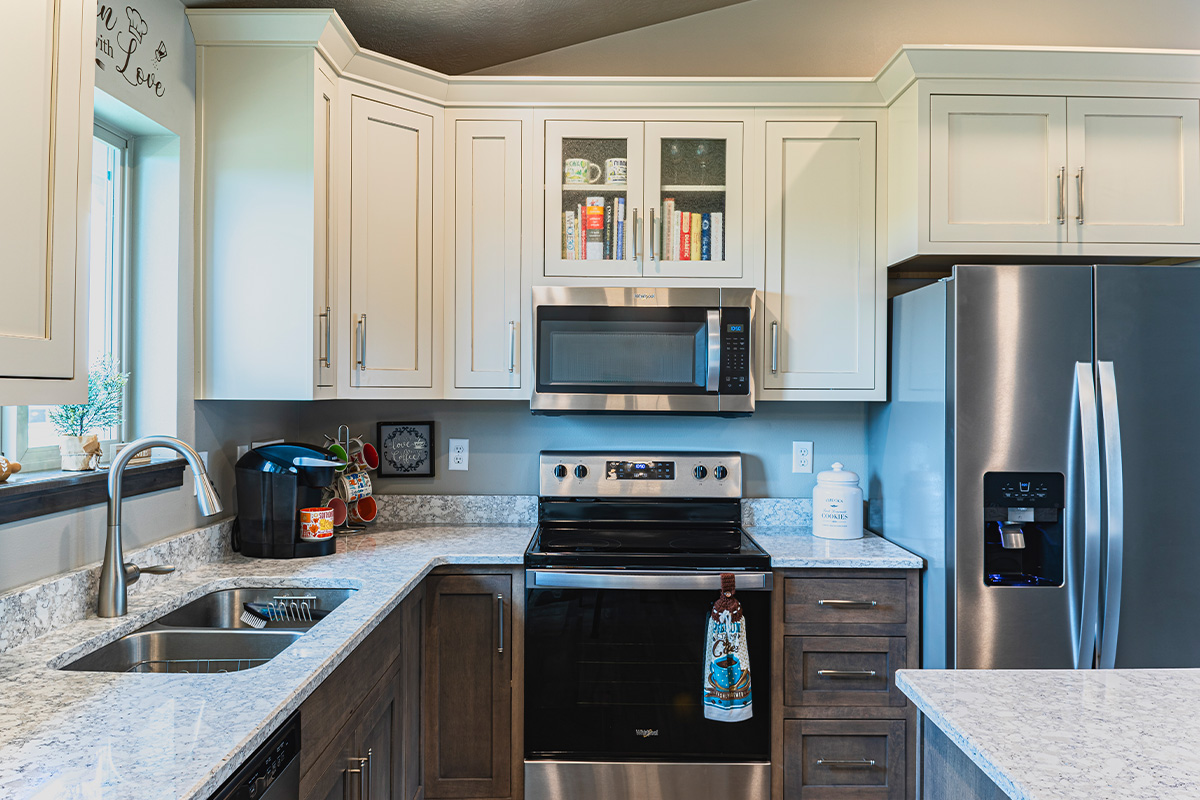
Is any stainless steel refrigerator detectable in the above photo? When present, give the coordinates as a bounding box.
[868,264,1200,670]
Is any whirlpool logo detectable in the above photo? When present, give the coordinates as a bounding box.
[635,729,659,738]
[633,293,656,300]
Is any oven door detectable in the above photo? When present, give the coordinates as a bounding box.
[524,569,772,767]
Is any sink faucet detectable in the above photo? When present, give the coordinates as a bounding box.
[99,435,224,617]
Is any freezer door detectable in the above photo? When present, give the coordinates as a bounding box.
[1094,264,1200,668]
[952,265,1095,669]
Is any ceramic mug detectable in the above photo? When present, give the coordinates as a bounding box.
[564,158,601,184]
[337,470,373,503]
[299,507,334,541]
[349,495,378,524]
[326,496,349,527]
[605,157,628,185]
[327,442,350,472]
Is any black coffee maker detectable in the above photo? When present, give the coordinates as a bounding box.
[235,443,344,558]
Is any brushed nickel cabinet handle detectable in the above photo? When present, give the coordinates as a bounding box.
[1076,166,1085,224]
[817,599,877,607]
[770,321,779,374]
[356,314,367,370]
[497,593,504,654]
[649,206,658,265]
[633,209,641,267]
[364,749,372,800]
[817,669,878,678]
[817,759,876,768]
[508,321,516,373]
[1057,166,1066,224]
[320,306,331,367]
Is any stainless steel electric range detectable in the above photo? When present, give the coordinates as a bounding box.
[524,451,772,800]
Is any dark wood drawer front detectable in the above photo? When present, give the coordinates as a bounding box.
[784,719,905,800]
[784,637,906,707]
[785,578,907,626]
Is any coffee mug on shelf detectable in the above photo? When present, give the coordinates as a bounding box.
[605,157,628,185]
[564,158,601,185]
[299,507,334,541]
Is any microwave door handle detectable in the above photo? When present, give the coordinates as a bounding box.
[706,309,721,392]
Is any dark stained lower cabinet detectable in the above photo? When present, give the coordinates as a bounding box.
[423,571,515,799]
[775,569,920,800]
[300,586,425,800]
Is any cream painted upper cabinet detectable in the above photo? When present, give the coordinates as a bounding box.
[543,119,743,279]
[762,120,882,398]
[346,95,437,391]
[1066,97,1200,243]
[196,47,339,400]
[0,0,93,405]
[928,94,1200,246]
[449,117,527,393]
[930,95,1068,243]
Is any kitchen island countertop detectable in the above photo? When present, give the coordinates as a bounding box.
[898,667,1200,800]
[0,522,919,800]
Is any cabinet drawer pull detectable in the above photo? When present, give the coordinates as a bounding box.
[817,599,877,608]
[817,758,876,768]
[497,593,504,654]
[817,669,878,678]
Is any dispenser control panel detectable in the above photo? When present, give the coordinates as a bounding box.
[983,472,1064,508]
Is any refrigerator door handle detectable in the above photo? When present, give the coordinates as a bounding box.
[1075,362,1102,670]
[1097,361,1124,669]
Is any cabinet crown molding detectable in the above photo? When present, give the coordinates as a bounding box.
[186,9,358,72]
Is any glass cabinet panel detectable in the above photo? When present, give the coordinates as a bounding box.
[545,121,644,278]
[645,121,743,279]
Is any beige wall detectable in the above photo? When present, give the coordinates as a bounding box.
[475,0,1200,77]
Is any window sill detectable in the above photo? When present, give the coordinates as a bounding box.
[0,458,187,526]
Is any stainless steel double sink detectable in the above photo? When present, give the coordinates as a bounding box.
[61,588,356,674]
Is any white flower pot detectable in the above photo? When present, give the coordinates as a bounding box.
[59,434,101,471]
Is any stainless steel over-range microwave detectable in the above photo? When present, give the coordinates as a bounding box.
[531,286,755,415]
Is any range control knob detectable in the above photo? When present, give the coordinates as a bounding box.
[714,465,728,480]
[553,464,567,479]
[694,465,708,480]
[574,464,589,479]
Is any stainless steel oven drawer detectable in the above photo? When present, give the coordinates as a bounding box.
[525,761,769,800]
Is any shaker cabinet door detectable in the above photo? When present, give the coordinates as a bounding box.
[0,0,92,402]
[929,95,1068,243]
[453,119,524,390]
[762,120,879,394]
[348,95,436,389]
[1067,97,1200,244]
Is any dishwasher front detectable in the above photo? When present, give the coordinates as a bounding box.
[208,712,300,800]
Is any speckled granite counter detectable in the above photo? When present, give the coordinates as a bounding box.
[0,521,918,800]
[898,668,1200,800]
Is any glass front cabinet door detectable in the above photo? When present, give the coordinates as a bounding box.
[544,119,742,279]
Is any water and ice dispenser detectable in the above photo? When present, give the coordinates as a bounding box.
[983,472,1065,587]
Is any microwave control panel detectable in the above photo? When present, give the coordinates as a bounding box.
[720,308,751,394]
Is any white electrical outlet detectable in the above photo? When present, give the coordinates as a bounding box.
[792,441,813,473]
[449,438,469,471]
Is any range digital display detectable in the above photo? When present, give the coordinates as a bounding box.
[606,460,675,480]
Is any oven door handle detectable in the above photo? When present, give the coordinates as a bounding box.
[527,570,773,591]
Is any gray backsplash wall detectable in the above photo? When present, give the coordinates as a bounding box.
[296,400,868,498]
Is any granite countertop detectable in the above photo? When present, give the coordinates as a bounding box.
[898,668,1200,800]
[0,522,919,800]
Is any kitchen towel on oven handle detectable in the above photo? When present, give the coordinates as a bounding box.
[703,572,753,722]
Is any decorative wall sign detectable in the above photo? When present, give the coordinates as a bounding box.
[377,422,434,478]
[96,4,168,97]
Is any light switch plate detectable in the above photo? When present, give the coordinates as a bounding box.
[792,441,813,473]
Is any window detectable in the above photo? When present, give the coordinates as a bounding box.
[0,125,130,471]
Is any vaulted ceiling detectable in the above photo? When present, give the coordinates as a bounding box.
[181,0,754,74]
